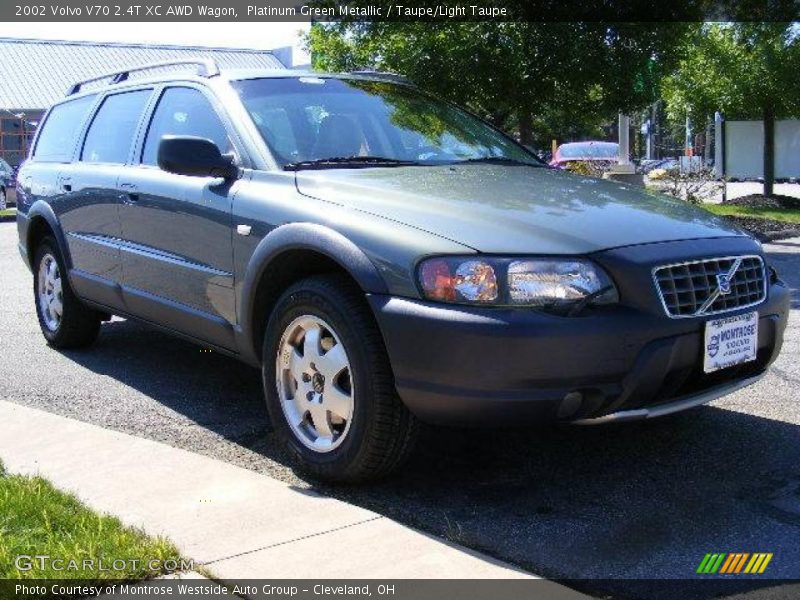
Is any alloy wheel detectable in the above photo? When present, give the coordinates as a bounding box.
[275,315,355,452]
[38,253,63,331]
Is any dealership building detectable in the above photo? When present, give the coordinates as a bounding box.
[0,38,292,167]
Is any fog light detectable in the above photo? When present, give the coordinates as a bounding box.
[557,391,583,419]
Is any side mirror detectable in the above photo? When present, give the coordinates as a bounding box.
[157,135,238,180]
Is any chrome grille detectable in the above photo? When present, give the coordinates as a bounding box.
[653,255,766,318]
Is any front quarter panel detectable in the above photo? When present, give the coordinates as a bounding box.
[232,170,474,361]
[232,170,474,297]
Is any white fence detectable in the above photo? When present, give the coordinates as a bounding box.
[715,118,800,179]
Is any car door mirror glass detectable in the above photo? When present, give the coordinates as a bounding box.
[157,135,238,180]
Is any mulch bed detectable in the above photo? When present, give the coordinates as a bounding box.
[725,193,800,210]
[722,216,800,241]
[717,194,800,241]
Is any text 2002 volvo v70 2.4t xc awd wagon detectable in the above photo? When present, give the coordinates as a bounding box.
[16,60,789,481]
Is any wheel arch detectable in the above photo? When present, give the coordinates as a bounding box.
[239,222,388,365]
[26,202,71,270]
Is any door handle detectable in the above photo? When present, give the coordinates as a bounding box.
[120,183,139,203]
[60,177,72,192]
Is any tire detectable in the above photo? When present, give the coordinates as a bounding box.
[263,274,418,483]
[0,187,6,211]
[33,237,101,348]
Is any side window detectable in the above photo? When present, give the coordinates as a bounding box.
[81,90,151,164]
[33,95,96,163]
[142,87,230,166]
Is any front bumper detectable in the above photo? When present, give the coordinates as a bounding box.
[368,243,790,426]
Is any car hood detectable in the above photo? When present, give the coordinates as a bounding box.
[294,164,748,254]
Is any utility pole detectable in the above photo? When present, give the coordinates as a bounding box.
[618,113,632,168]
[763,102,775,197]
[715,112,726,203]
[652,102,660,160]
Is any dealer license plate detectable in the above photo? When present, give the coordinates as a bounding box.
[703,311,758,373]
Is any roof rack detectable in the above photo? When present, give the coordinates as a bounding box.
[66,58,220,96]
[350,70,411,85]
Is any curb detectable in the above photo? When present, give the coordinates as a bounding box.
[0,401,540,582]
[758,229,800,243]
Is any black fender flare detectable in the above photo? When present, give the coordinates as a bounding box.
[238,222,388,363]
[26,201,72,269]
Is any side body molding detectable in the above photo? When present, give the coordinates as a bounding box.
[237,222,389,365]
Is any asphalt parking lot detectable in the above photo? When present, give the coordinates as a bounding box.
[1,219,798,598]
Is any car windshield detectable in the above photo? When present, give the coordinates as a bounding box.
[232,76,541,169]
[559,142,618,159]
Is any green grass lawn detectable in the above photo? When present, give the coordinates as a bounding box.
[0,461,183,585]
[0,207,16,218]
[703,203,800,224]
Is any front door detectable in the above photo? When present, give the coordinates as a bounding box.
[117,86,238,349]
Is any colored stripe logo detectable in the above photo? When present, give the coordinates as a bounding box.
[697,553,773,574]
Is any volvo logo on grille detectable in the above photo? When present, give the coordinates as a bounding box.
[716,273,732,295]
[696,258,743,314]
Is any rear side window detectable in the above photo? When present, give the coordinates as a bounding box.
[33,95,96,163]
[141,87,230,166]
[81,90,151,164]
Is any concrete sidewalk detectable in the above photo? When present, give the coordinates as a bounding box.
[0,400,544,581]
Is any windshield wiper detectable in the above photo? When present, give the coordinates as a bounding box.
[284,156,421,171]
[455,156,544,167]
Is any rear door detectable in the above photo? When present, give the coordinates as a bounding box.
[60,89,153,305]
[17,96,98,242]
[116,85,240,348]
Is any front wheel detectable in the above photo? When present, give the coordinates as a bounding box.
[263,275,418,483]
[33,237,101,348]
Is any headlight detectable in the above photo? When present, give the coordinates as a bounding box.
[507,259,618,311]
[417,256,618,315]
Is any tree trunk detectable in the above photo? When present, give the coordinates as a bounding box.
[763,102,775,198]
[518,108,533,147]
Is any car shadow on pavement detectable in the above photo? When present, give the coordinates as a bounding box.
[58,315,800,599]
[59,318,287,461]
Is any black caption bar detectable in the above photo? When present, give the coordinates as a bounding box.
[4,579,800,600]
[4,0,800,22]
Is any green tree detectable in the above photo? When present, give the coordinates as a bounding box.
[306,22,689,150]
[663,23,800,196]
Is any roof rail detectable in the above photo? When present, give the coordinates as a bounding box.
[350,70,411,85]
[66,58,220,95]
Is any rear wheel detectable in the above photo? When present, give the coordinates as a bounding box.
[0,188,6,210]
[263,275,418,482]
[33,237,101,348]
